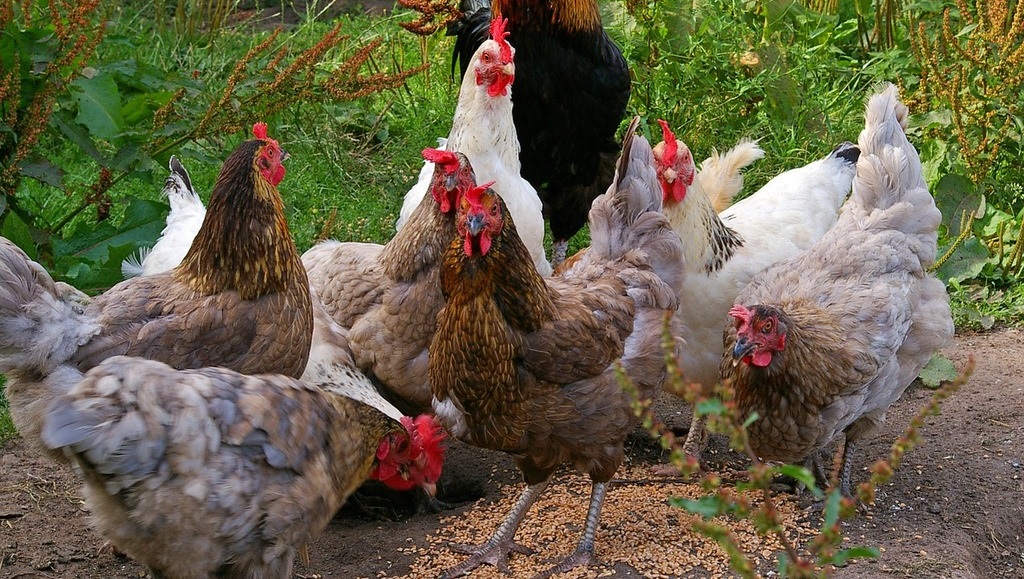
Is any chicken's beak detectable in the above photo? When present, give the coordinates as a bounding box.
[731,337,755,363]
[501,63,514,76]
[466,212,486,236]
[280,148,290,162]
[444,173,458,192]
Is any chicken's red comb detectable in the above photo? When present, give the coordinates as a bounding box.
[401,414,446,483]
[490,17,512,63]
[252,122,269,141]
[464,180,497,208]
[728,304,753,323]
[422,148,461,174]
[657,120,678,162]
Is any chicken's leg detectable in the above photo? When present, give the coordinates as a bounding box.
[551,240,569,268]
[531,481,607,579]
[836,438,858,498]
[439,480,549,578]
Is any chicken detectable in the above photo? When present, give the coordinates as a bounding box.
[447,0,631,266]
[0,122,313,461]
[41,354,445,579]
[304,149,478,414]
[697,139,764,213]
[549,139,763,276]
[397,17,550,276]
[121,155,206,278]
[653,120,859,459]
[428,118,684,578]
[721,84,954,496]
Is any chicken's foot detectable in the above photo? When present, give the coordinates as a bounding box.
[438,481,548,578]
[530,481,607,579]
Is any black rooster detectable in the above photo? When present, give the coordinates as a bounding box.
[448,0,631,265]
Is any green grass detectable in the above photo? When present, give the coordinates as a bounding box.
[0,376,14,444]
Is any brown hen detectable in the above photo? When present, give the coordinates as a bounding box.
[428,118,685,578]
[0,123,313,461]
[302,149,478,414]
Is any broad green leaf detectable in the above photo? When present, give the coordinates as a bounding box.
[121,91,175,126]
[669,496,724,519]
[51,111,106,164]
[831,546,880,566]
[72,72,124,140]
[935,236,989,284]
[55,197,167,261]
[1,211,41,261]
[919,355,957,389]
[53,197,168,293]
[933,173,981,236]
[775,464,823,498]
[19,157,65,190]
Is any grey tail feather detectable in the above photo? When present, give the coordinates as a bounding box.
[0,237,96,374]
[168,155,194,194]
[614,116,642,188]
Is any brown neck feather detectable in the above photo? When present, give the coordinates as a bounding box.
[441,208,555,333]
[176,143,307,300]
[380,194,454,281]
[493,0,602,34]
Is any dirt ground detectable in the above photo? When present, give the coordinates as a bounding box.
[1,327,1022,579]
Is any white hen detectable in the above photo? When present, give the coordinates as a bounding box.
[121,156,206,279]
[653,120,860,459]
[394,17,550,276]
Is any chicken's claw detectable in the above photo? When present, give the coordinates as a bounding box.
[531,548,595,579]
[439,539,534,578]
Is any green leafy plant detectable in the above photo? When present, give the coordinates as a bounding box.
[2,2,427,292]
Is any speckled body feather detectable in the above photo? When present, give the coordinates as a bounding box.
[722,84,954,466]
[42,356,398,579]
[304,153,476,414]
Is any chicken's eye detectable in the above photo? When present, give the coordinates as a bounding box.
[761,320,773,334]
[490,204,498,215]
[481,52,492,63]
